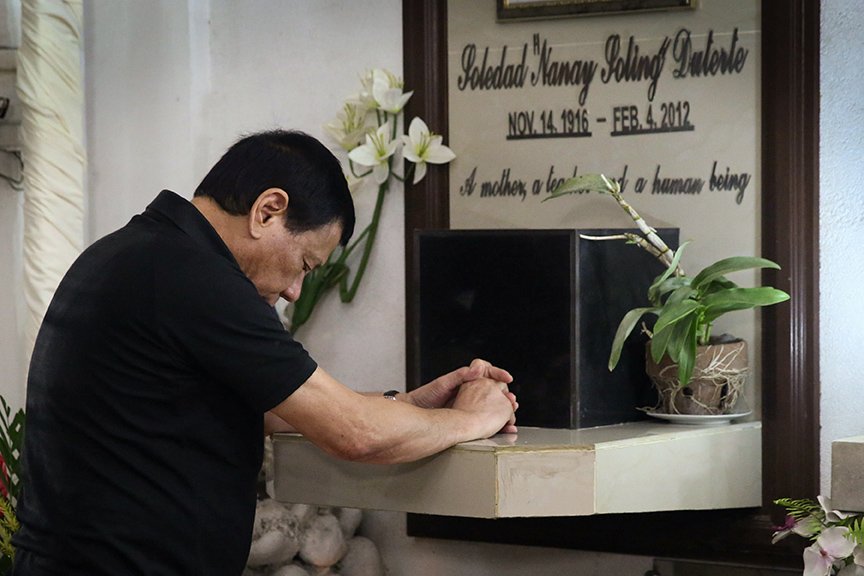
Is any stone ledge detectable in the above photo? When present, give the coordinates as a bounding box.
[273,421,762,518]
[832,435,864,512]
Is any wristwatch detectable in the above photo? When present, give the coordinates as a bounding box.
[383,389,400,401]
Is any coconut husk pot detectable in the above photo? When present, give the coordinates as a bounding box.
[645,339,749,415]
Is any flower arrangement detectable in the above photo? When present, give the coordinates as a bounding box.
[545,174,789,412]
[773,496,864,576]
[0,396,24,573]
[286,68,455,332]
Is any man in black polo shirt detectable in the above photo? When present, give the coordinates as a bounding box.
[12,130,517,576]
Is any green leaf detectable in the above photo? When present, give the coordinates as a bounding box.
[323,262,349,289]
[702,287,791,323]
[849,516,864,546]
[0,398,23,501]
[676,318,700,386]
[543,174,614,201]
[649,322,675,363]
[648,241,690,299]
[665,284,697,306]
[651,299,700,337]
[648,275,691,306]
[608,307,659,370]
[701,276,738,295]
[773,497,823,521]
[692,256,781,290]
[654,315,693,364]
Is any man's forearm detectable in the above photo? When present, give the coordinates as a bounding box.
[271,367,514,465]
[264,410,297,435]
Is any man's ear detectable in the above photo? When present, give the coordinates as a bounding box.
[249,188,289,239]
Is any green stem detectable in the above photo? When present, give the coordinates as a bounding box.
[289,217,376,332]
[697,321,712,345]
[344,224,372,256]
[391,162,415,184]
[289,270,330,332]
[340,181,388,302]
[288,109,400,331]
[349,159,372,179]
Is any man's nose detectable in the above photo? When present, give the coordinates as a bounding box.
[282,276,304,303]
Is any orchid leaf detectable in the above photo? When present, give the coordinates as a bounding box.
[676,318,700,386]
[649,321,675,363]
[651,299,700,337]
[692,256,781,290]
[700,276,738,295]
[544,174,613,201]
[665,284,697,306]
[702,287,791,323]
[648,241,690,297]
[654,315,693,364]
[648,275,691,306]
[608,306,659,370]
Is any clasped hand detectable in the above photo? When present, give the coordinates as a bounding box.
[407,358,518,435]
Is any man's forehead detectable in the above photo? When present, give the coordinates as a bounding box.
[306,222,343,259]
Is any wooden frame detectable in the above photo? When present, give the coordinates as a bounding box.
[403,0,819,566]
[496,0,694,21]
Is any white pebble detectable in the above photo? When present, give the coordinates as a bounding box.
[299,513,347,568]
[338,537,383,576]
[271,564,312,576]
[290,503,319,526]
[335,508,363,538]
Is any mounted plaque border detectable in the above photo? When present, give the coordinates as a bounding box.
[496,0,694,21]
[403,0,819,566]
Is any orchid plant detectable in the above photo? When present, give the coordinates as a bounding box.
[773,496,864,576]
[286,68,455,332]
[546,174,790,389]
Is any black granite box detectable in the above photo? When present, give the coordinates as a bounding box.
[413,228,679,429]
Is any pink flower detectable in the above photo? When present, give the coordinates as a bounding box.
[0,453,8,499]
[854,545,864,566]
[838,564,864,576]
[804,527,857,576]
[819,495,854,524]
[772,514,819,544]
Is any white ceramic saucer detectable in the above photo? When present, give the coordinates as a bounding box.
[644,410,752,426]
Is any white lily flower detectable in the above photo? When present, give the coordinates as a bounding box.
[372,69,413,114]
[353,69,379,109]
[401,117,456,184]
[324,102,369,151]
[348,122,398,184]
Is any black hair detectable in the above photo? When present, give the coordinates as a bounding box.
[194,130,355,246]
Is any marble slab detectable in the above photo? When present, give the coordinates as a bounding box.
[831,435,864,512]
[272,421,762,518]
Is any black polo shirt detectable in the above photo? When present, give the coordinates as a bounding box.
[13,190,317,576]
